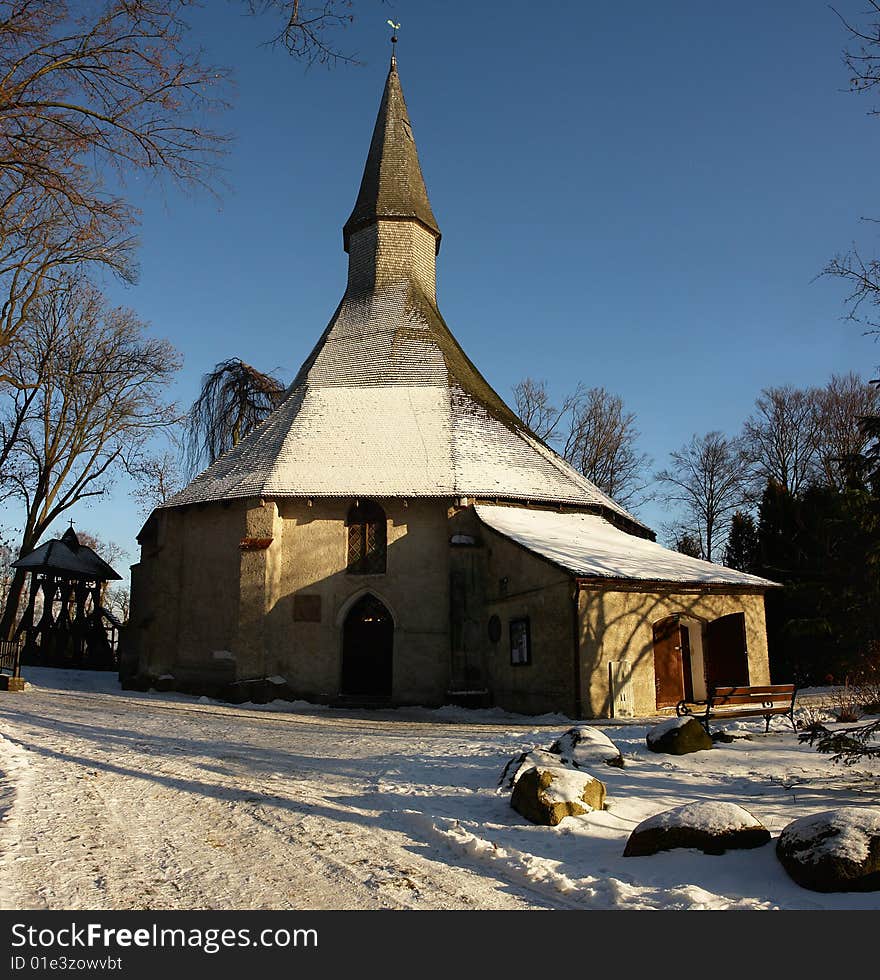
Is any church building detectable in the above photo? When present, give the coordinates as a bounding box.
[125,52,776,718]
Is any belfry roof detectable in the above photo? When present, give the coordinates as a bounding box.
[12,529,121,581]
[165,58,650,537]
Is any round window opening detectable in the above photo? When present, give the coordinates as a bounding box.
[488,614,502,644]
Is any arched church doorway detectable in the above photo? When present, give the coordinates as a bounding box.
[653,615,696,708]
[341,593,394,698]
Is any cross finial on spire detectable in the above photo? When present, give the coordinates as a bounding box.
[387,19,401,65]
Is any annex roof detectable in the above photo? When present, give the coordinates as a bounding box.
[475,505,778,588]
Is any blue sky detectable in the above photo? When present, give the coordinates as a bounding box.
[4,0,880,573]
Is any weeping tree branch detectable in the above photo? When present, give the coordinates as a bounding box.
[184,357,286,474]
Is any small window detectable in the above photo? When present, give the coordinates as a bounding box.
[488,614,502,644]
[346,500,387,575]
[510,617,531,666]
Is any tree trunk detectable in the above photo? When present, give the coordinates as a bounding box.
[0,567,28,640]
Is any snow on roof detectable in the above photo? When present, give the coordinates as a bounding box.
[164,284,648,532]
[474,505,778,588]
[161,62,650,532]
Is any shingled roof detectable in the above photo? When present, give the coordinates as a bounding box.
[13,528,121,581]
[342,55,441,253]
[165,58,650,537]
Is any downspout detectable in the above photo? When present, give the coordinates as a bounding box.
[572,579,583,720]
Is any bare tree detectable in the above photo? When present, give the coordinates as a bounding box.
[512,377,580,442]
[105,585,131,624]
[655,431,749,562]
[673,531,703,559]
[130,450,183,516]
[561,387,652,509]
[513,378,650,507]
[0,277,180,638]
[0,529,13,611]
[246,1,370,65]
[814,372,880,487]
[184,358,286,473]
[0,1,232,365]
[825,2,880,331]
[742,385,821,497]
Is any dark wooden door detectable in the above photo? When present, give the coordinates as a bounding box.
[705,612,749,690]
[341,594,393,697]
[653,616,685,708]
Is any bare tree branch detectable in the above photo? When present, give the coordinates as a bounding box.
[0,275,180,637]
[0,1,232,365]
[655,431,749,562]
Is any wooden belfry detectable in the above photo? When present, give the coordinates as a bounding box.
[12,527,121,669]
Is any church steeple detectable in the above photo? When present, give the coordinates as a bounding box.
[343,56,441,285]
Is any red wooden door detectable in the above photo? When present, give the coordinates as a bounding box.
[653,617,685,708]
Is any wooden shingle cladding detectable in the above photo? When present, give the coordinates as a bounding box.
[342,57,441,253]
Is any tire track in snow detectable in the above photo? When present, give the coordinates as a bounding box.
[0,691,545,909]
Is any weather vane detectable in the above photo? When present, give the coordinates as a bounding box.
[387,19,401,49]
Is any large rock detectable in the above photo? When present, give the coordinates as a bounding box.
[646,716,713,755]
[549,726,624,768]
[510,765,606,826]
[624,801,771,857]
[776,807,880,892]
[499,749,567,790]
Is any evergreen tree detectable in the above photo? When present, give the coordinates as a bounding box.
[673,532,703,558]
[756,478,880,686]
[724,511,758,572]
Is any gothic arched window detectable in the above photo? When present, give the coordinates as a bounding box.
[346,500,387,574]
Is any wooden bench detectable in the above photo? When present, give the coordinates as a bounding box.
[676,684,797,733]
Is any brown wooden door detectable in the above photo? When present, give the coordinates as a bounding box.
[653,617,685,708]
[705,612,749,691]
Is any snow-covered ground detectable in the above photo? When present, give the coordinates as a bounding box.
[0,669,878,910]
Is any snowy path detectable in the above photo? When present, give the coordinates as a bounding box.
[1,671,879,910]
[0,685,555,909]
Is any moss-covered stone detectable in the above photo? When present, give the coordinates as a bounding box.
[510,766,606,826]
[776,808,880,892]
[646,717,713,755]
[624,801,770,856]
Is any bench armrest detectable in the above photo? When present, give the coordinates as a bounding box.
[676,699,708,718]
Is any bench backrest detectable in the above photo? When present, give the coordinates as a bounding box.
[711,684,795,708]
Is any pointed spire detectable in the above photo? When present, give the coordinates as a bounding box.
[343,57,441,254]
